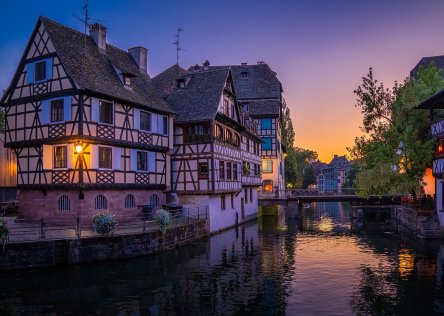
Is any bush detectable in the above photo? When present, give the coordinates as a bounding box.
[92,212,117,236]
[0,221,9,247]
[154,209,171,234]
[6,202,18,215]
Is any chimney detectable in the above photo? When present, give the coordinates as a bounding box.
[89,23,107,52]
[128,47,148,73]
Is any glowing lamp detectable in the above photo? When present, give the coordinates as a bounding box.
[74,141,83,154]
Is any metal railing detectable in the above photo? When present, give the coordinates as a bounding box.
[1,206,208,244]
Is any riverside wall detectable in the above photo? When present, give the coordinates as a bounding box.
[0,220,209,270]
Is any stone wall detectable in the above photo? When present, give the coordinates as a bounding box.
[0,220,209,270]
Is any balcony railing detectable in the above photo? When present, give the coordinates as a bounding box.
[433,157,444,175]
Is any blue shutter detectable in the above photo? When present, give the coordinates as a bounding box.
[131,150,138,171]
[113,147,121,170]
[90,145,99,169]
[91,98,99,122]
[64,96,71,121]
[45,58,53,80]
[134,108,140,129]
[67,144,73,169]
[26,63,35,84]
[157,115,163,135]
[40,100,50,124]
[151,114,158,133]
[148,152,156,172]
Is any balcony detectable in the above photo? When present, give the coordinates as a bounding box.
[431,119,444,137]
[433,157,444,175]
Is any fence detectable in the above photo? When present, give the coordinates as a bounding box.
[1,205,208,244]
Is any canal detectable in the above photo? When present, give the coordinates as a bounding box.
[1,201,444,315]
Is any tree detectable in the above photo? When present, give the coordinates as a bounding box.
[301,165,316,189]
[281,98,295,148]
[351,64,444,198]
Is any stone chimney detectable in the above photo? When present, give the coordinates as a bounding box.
[89,23,107,52]
[128,46,148,73]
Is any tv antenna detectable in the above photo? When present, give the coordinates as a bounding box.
[173,27,186,65]
[73,0,91,48]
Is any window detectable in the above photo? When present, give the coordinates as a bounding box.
[219,161,225,180]
[241,71,248,79]
[150,194,159,207]
[54,146,67,169]
[280,162,283,175]
[137,151,148,171]
[99,100,113,124]
[263,180,273,193]
[231,194,234,209]
[250,188,253,202]
[50,99,64,122]
[226,130,232,142]
[233,134,240,147]
[262,118,272,129]
[199,162,209,179]
[223,99,229,116]
[244,188,248,203]
[227,162,232,180]
[124,76,131,86]
[95,195,107,210]
[262,160,273,173]
[262,138,272,150]
[233,163,238,181]
[99,146,112,169]
[221,195,226,210]
[124,194,136,209]
[162,116,168,135]
[215,125,224,139]
[35,61,46,82]
[58,195,71,211]
[230,104,235,118]
[140,111,151,131]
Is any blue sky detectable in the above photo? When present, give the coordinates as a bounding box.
[2,0,444,161]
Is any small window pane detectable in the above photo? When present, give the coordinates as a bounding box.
[54,146,67,169]
[124,194,136,208]
[262,160,273,173]
[140,111,151,131]
[262,138,272,150]
[262,118,272,129]
[51,99,64,122]
[199,162,208,179]
[99,101,113,124]
[35,61,46,81]
[99,147,112,169]
[163,116,168,135]
[137,151,148,171]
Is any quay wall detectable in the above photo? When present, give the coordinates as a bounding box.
[0,220,209,270]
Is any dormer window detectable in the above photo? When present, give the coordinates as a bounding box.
[178,79,186,88]
[113,64,133,87]
[241,71,248,79]
[124,75,131,86]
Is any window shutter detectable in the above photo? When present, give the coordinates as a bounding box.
[40,100,50,124]
[91,98,99,122]
[151,114,158,133]
[26,63,35,84]
[134,108,140,129]
[64,96,72,121]
[113,147,121,170]
[131,150,138,171]
[90,145,98,169]
[45,58,53,80]
[67,144,73,169]
[157,115,163,135]
[42,145,53,169]
[148,152,156,172]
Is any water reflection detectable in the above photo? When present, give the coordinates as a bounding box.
[0,202,444,315]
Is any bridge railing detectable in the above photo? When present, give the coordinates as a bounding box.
[285,189,357,197]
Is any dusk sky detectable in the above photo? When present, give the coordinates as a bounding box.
[2,0,444,162]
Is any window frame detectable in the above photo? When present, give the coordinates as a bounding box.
[262,137,272,150]
[99,100,114,125]
[137,151,148,171]
[50,98,64,123]
[261,118,272,130]
[34,60,47,82]
[221,194,226,210]
[98,146,113,169]
[53,145,67,169]
[262,160,273,173]
[219,161,225,180]
[198,162,209,179]
[140,110,151,131]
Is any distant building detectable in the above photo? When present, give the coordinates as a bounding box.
[317,155,350,193]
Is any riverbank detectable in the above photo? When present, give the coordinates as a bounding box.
[0,220,209,270]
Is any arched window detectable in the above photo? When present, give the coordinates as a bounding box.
[58,195,71,211]
[150,194,159,208]
[95,195,107,210]
[124,194,136,209]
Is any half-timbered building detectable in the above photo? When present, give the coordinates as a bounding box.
[0,17,173,221]
[154,64,262,232]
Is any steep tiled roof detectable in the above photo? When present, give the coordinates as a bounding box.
[166,68,230,123]
[40,17,172,113]
[411,55,444,78]
[246,99,281,117]
[151,64,188,98]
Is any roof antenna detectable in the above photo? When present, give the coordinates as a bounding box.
[73,0,91,48]
[173,27,186,65]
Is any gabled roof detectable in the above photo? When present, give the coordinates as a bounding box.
[151,64,188,98]
[246,99,281,117]
[166,68,230,123]
[37,17,171,113]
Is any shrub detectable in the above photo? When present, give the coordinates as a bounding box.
[92,212,117,236]
[6,202,18,215]
[154,209,171,234]
[0,221,9,250]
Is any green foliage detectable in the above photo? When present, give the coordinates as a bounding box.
[92,212,117,236]
[342,162,360,193]
[285,146,317,188]
[281,98,295,148]
[154,209,171,234]
[351,64,444,198]
[301,165,316,189]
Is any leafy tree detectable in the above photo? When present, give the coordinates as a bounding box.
[281,98,295,148]
[351,64,444,198]
[301,165,316,189]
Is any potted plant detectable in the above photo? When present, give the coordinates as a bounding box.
[92,212,117,237]
[154,209,171,234]
[242,163,251,176]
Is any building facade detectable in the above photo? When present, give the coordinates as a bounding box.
[154,64,263,232]
[317,155,349,193]
[0,17,173,221]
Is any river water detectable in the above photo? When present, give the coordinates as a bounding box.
[1,202,444,315]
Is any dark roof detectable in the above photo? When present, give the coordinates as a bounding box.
[419,88,444,109]
[151,64,188,98]
[40,17,172,113]
[166,68,230,123]
[411,55,444,78]
[246,99,280,117]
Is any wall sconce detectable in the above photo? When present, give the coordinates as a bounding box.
[75,141,83,154]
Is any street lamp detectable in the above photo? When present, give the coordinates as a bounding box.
[75,141,83,154]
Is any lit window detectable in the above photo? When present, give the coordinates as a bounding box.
[50,99,64,122]
[54,146,67,169]
[99,146,112,169]
[263,180,273,192]
[140,111,151,131]
[262,160,273,173]
[99,100,113,124]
